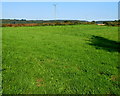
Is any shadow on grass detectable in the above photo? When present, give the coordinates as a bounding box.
[88,35,120,52]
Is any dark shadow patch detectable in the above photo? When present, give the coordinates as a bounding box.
[99,71,113,76]
[82,69,88,72]
[116,66,120,70]
[88,35,120,52]
[0,68,6,71]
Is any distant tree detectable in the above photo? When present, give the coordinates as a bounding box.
[91,21,96,24]
[21,19,26,21]
[64,20,69,23]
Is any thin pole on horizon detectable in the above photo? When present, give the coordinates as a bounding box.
[53,4,57,21]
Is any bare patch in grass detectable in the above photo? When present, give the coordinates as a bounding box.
[36,78,44,87]
[110,75,120,81]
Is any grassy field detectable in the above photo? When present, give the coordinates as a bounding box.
[2,25,119,94]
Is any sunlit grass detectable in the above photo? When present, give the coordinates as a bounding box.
[2,25,119,94]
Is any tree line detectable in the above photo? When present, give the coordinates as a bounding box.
[0,19,119,27]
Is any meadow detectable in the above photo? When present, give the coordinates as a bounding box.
[2,25,120,94]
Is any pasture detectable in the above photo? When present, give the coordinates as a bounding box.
[2,25,119,94]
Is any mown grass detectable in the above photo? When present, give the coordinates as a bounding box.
[2,25,120,94]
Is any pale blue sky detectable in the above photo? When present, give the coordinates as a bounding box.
[2,2,118,21]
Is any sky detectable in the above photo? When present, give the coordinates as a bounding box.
[2,2,118,21]
[1,0,119,2]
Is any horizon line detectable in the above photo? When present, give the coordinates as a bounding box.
[1,18,118,21]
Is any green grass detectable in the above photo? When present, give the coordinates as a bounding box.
[2,25,119,94]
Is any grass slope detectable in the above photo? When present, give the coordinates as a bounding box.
[2,25,119,94]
